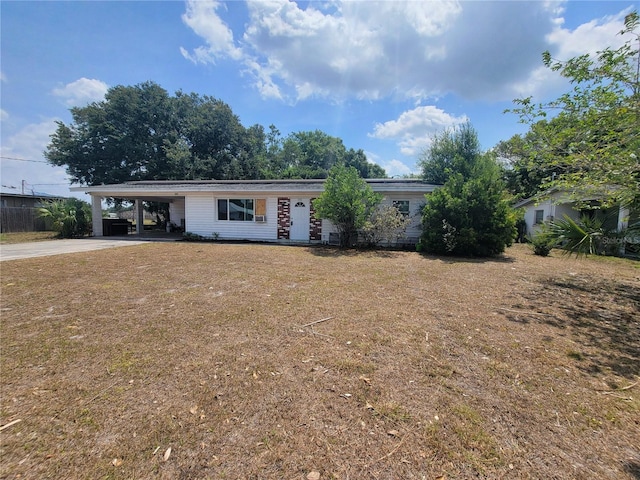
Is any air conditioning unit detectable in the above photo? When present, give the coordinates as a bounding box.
[255,215,266,222]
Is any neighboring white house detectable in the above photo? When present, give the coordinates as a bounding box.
[515,190,633,237]
[71,179,438,245]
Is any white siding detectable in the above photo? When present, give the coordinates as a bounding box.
[185,194,278,240]
[523,207,539,235]
[522,192,582,236]
[555,203,580,222]
[185,194,215,236]
[524,201,554,236]
[381,193,426,240]
[320,219,336,243]
[320,193,426,244]
[169,199,186,229]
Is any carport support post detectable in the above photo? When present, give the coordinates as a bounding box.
[91,196,103,237]
[135,200,144,235]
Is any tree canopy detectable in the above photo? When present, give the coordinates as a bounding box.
[495,123,568,202]
[45,82,386,186]
[256,128,385,180]
[418,122,481,185]
[505,11,639,208]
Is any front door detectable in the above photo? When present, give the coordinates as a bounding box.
[290,198,310,241]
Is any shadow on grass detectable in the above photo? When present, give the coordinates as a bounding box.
[506,275,640,378]
[306,245,517,263]
[624,460,640,479]
[305,245,398,258]
[431,253,516,264]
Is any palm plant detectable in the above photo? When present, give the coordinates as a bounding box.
[547,214,614,256]
[38,199,91,238]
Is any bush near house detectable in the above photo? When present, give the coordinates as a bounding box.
[529,227,555,256]
[312,164,382,248]
[418,124,516,256]
[37,198,91,238]
[361,204,413,248]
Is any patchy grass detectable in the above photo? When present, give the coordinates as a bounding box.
[1,243,638,479]
[0,231,58,244]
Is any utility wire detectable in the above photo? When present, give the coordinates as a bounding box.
[0,156,49,163]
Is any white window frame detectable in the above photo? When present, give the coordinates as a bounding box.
[217,198,255,222]
[392,200,410,217]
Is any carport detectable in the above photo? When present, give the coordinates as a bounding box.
[71,182,187,237]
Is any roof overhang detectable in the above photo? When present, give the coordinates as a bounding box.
[70,179,441,200]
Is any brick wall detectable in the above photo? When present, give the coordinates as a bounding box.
[309,198,322,241]
[277,197,290,240]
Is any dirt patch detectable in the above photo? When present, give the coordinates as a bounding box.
[1,244,638,479]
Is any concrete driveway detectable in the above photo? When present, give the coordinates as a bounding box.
[0,238,150,261]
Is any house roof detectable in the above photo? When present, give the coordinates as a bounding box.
[0,192,66,200]
[513,196,546,209]
[71,178,440,200]
[513,187,615,209]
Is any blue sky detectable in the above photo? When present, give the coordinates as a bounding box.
[1,0,637,200]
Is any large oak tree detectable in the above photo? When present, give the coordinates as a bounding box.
[46,83,386,186]
[46,82,265,185]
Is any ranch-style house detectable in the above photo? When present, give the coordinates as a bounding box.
[72,178,439,245]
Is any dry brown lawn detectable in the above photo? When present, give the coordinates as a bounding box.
[1,243,639,479]
[0,232,58,244]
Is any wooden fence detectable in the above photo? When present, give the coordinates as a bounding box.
[0,207,50,233]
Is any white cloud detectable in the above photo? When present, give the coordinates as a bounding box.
[243,57,284,100]
[241,0,466,101]
[370,105,468,156]
[0,71,7,83]
[0,118,78,199]
[364,150,415,178]
[52,78,109,107]
[0,118,58,161]
[549,10,631,59]
[180,0,564,102]
[508,8,632,99]
[181,0,242,63]
[181,1,634,105]
[0,109,8,121]
[382,159,415,178]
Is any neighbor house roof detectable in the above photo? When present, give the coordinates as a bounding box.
[514,186,617,209]
[0,192,65,200]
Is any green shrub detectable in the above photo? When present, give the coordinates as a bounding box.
[420,170,516,257]
[419,124,516,257]
[182,232,206,241]
[37,198,91,238]
[529,230,555,256]
[312,164,382,248]
[361,204,412,247]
